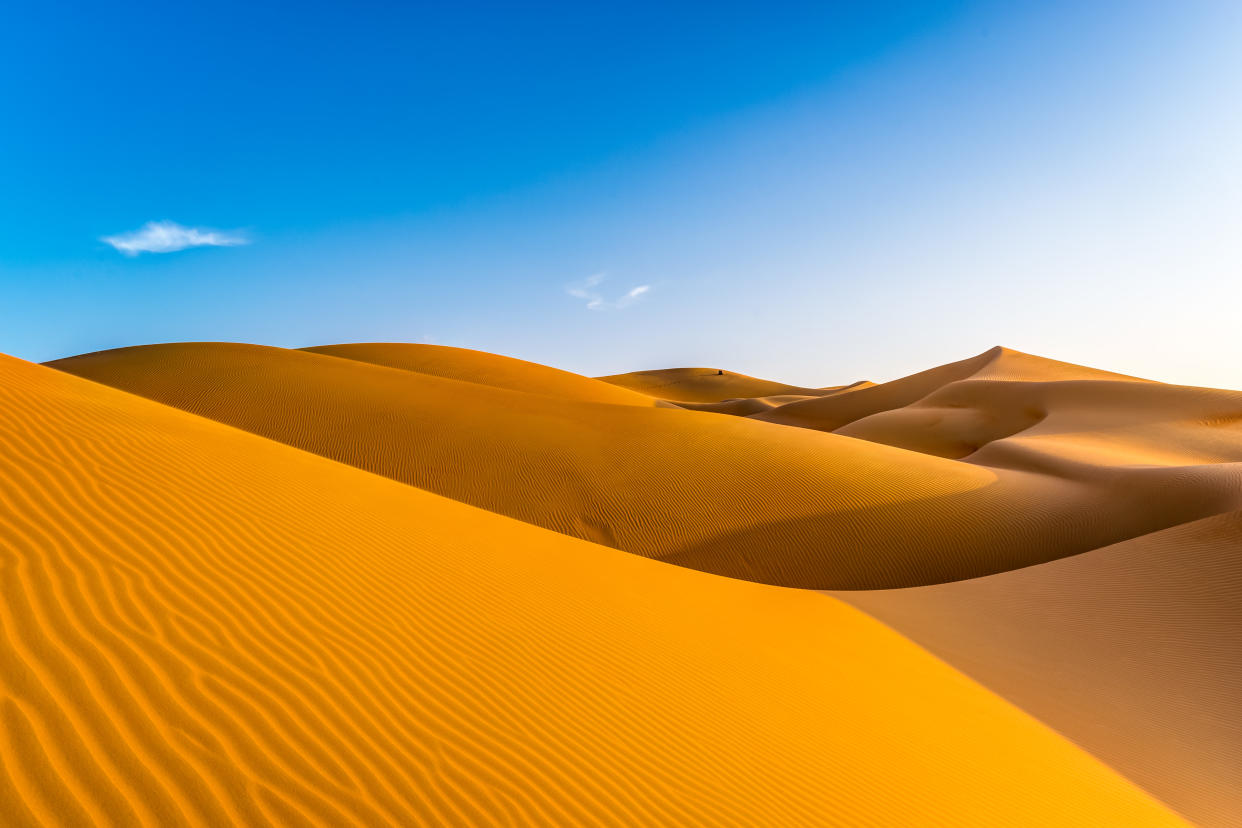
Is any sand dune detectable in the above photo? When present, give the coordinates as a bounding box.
[0,351,1189,826]
[598,366,841,403]
[304,342,656,406]
[47,342,1238,590]
[840,511,1242,828]
[754,345,1146,435]
[754,348,1242,545]
[673,382,876,417]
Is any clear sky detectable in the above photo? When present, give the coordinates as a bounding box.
[4,0,1240,388]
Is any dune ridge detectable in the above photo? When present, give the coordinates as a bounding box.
[671,382,876,417]
[597,366,842,403]
[304,342,656,406]
[754,345,1148,436]
[0,351,1189,827]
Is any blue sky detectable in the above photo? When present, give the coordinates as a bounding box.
[3,1,1240,388]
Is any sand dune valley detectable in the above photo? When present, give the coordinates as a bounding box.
[0,339,1237,827]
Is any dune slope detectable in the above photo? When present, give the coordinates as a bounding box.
[674,382,876,417]
[48,343,1236,589]
[597,366,838,403]
[839,512,1242,828]
[304,342,655,406]
[0,352,1187,826]
[755,345,1147,439]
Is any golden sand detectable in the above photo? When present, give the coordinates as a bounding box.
[4,341,1236,825]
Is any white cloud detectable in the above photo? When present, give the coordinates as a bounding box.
[101,220,249,256]
[566,273,651,310]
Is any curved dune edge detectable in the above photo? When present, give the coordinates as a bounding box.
[46,343,1239,590]
[0,352,1188,826]
[773,345,1242,475]
[596,366,843,403]
[753,345,1150,436]
[673,382,876,417]
[303,342,656,407]
[749,344,1242,474]
[836,512,1242,828]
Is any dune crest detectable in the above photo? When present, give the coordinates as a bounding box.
[304,342,655,406]
[754,345,1148,435]
[597,366,843,403]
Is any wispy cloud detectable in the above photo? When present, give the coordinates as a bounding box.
[566,273,651,310]
[101,220,249,256]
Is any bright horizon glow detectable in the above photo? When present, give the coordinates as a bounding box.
[3,1,1241,390]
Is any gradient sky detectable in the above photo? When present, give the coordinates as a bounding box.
[3,0,1240,388]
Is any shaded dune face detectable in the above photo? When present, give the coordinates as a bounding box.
[0,353,1188,827]
[838,512,1242,828]
[47,343,1240,589]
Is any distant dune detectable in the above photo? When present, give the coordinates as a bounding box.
[7,340,1237,825]
[753,345,1149,438]
[597,365,837,403]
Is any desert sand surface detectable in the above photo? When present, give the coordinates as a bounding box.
[0,351,1189,827]
[9,340,1238,825]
